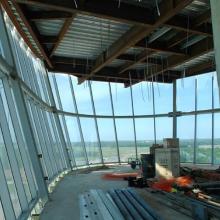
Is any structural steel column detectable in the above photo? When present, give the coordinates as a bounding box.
[173,80,177,138]
[211,0,220,98]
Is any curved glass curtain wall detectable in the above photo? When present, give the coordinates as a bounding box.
[49,72,220,165]
[0,10,72,220]
[0,6,220,220]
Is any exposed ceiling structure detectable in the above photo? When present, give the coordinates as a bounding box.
[1,0,215,86]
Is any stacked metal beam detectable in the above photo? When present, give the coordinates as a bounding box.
[79,189,162,220]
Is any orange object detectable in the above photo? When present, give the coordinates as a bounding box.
[151,176,193,192]
[102,172,139,180]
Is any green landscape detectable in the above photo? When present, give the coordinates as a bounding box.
[71,139,220,165]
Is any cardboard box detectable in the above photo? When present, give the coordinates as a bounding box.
[155,148,180,179]
[163,138,179,148]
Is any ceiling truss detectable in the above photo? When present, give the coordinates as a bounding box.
[1,0,214,85]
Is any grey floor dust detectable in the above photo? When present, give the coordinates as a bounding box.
[40,165,193,220]
[40,165,129,220]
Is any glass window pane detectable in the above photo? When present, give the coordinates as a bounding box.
[214,113,220,164]
[55,74,75,112]
[49,74,59,108]
[0,40,4,58]
[197,73,212,110]
[156,117,172,143]
[65,116,87,166]
[11,90,38,198]
[116,119,135,162]
[214,72,220,109]
[80,118,101,164]
[196,114,212,163]
[135,118,154,156]
[0,127,21,217]
[0,200,5,220]
[91,81,112,115]
[25,100,49,178]
[154,82,173,114]
[97,119,118,163]
[132,82,153,115]
[72,77,93,114]
[177,116,194,163]
[111,83,132,116]
[0,82,32,202]
[177,76,195,112]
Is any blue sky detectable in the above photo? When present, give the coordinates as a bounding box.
[50,71,220,141]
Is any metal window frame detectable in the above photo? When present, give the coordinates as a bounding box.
[68,76,89,165]
[108,82,120,163]
[130,84,138,159]
[2,78,37,200]
[173,80,177,138]
[0,91,29,211]
[0,7,49,205]
[45,71,73,170]
[26,99,52,179]
[88,81,104,164]
[211,75,214,165]
[0,158,16,220]
[51,74,77,168]
[152,82,157,144]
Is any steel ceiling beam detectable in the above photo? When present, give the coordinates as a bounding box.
[1,0,42,62]
[49,14,76,57]
[51,55,162,66]
[78,0,194,83]
[27,10,72,20]
[8,1,53,68]
[147,38,214,79]
[167,10,212,48]
[16,0,211,36]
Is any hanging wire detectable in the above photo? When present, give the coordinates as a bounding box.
[181,68,186,88]
[107,20,111,57]
[129,71,132,86]
[74,0,78,8]
[180,15,190,89]
[185,15,190,55]
[141,83,145,101]
[155,0,160,16]
[72,25,76,69]
[100,19,103,54]
[118,0,121,8]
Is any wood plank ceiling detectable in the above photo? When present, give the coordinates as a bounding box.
[1,0,214,85]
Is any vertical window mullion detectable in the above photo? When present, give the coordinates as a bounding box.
[0,94,28,211]
[0,159,16,220]
[3,79,36,200]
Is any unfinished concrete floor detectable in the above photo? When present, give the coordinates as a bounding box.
[40,165,193,220]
